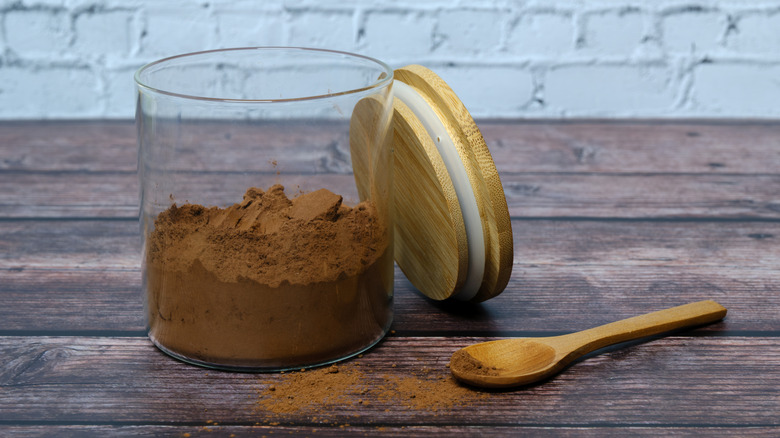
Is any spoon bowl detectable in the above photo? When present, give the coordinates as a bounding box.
[451,300,727,389]
[451,339,559,387]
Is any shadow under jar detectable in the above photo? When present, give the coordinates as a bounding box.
[135,47,395,371]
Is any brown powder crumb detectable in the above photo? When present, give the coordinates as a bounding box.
[149,184,387,287]
[449,350,500,377]
[254,362,487,417]
[289,188,343,222]
[256,364,367,415]
[145,184,392,369]
[374,372,483,412]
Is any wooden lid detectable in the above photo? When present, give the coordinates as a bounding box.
[351,65,513,303]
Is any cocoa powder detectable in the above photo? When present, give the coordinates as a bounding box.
[449,350,500,377]
[254,362,487,417]
[145,185,392,369]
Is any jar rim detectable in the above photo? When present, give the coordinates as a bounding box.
[134,46,394,103]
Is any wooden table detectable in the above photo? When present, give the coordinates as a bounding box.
[1,120,778,436]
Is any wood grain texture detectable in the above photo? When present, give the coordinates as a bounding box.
[3,171,778,219]
[480,120,780,174]
[0,336,777,425]
[388,96,467,300]
[1,219,777,333]
[394,65,514,302]
[4,219,776,278]
[0,120,778,435]
[4,264,775,333]
[3,120,778,174]
[3,426,779,437]
[2,120,778,219]
[0,120,349,173]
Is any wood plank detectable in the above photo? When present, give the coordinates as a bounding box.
[0,173,139,218]
[2,171,779,219]
[482,120,780,174]
[4,219,776,273]
[503,173,780,219]
[2,265,775,333]
[2,426,778,437]
[0,270,143,333]
[0,336,777,425]
[1,220,777,333]
[0,120,350,174]
[2,120,778,219]
[0,220,139,270]
[2,120,779,174]
[396,265,778,334]
[0,121,136,172]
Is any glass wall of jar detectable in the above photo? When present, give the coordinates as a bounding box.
[136,47,394,371]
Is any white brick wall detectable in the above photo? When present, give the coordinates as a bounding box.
[1,0,779,119]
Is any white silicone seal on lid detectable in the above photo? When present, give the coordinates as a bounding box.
[392,80,484,301]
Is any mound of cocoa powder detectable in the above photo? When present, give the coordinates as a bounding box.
[145,184,392,369]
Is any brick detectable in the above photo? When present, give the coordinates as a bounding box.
[5,9,71,56]
[434,66,534,117]
[545,65,676,115]
[105,66,141,118]
[581,10,646,56]
[216,10,284,47]
[507,12,574,56]
[692,63,780,116]
[362,10,436,59]
[75,10,133,56]
[288,10,355,52]
[663,11,725,53]
[4,1,780,120]
[0,66,101,118]
[140,6,213,58]
[725,12,780,55]
[436,9,503,54]
[11,0,66,6]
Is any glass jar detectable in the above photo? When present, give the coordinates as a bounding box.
[135,47,394,371]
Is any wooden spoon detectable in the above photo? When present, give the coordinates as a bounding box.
[450,300,727,388]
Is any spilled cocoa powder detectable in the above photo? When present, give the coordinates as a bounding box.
[253,361,487,417]
[145,184,392,369]
[450,350,500,377]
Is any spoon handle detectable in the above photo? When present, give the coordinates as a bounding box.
[556,300,727,357]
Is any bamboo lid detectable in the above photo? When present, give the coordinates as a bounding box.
[351,65,513,303]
